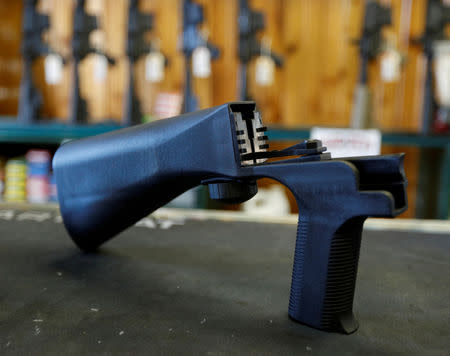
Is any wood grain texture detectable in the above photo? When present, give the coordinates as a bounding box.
[0,0,429,129]
[0,0,22,115]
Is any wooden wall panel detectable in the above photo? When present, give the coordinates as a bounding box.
[281,0,361,127]
[0,0,432,130]
[0,0,22,115]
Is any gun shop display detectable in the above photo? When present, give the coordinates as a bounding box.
[0,2,447,221]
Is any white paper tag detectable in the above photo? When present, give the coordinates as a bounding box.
[310,127,381,158]
[153,92,183,120]
[380,50,401,82]
[94,55,108,82]
[255,55,275,86]
[145,52,165,83]
[434,51,450,106]
[44,54,63,84]
[192,46,211,78]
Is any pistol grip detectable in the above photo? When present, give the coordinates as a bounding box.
[288,215,366,334]
[252,156,406,333]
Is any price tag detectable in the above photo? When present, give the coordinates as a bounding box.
[145,52,165,83]
[44,54,63,84]
[153,92,183,120]
[310,127,381,158]
[192,46,211,78]
[434,49,450,106]
[380,49,401,82]
[94,55,108,82]
[255,55,275,86]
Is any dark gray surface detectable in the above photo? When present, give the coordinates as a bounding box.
[0,211,449,355]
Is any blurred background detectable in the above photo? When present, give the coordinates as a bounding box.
[0,0,448,219]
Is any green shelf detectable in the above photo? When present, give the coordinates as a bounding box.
[1,118,448,148]
[0,118,123,144]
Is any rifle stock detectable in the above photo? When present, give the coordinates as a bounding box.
[54,102,407,333]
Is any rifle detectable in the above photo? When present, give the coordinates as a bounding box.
[124,0,164,126]
[182,0,220,113]
[70,0,115,124]
[18,0,62,123]
[415,0,450,134]
[351,0,391,129]
[53,101,407,334]
[238,0,283,101]
[415,1,450,218]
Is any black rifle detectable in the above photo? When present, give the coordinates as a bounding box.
[351,0,391,128]
[415,0,450,134]
[18,0,60,123]
[238,0,283,101]
[415,1,450,219]
[182,0,220,113]
[124,0,153,126]
[70,0,115,124]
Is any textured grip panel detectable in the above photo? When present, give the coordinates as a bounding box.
[288,215,366,334]
[321,217,365,333]
[288,217,308,316]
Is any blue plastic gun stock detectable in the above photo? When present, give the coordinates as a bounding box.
[53,102,407,334]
